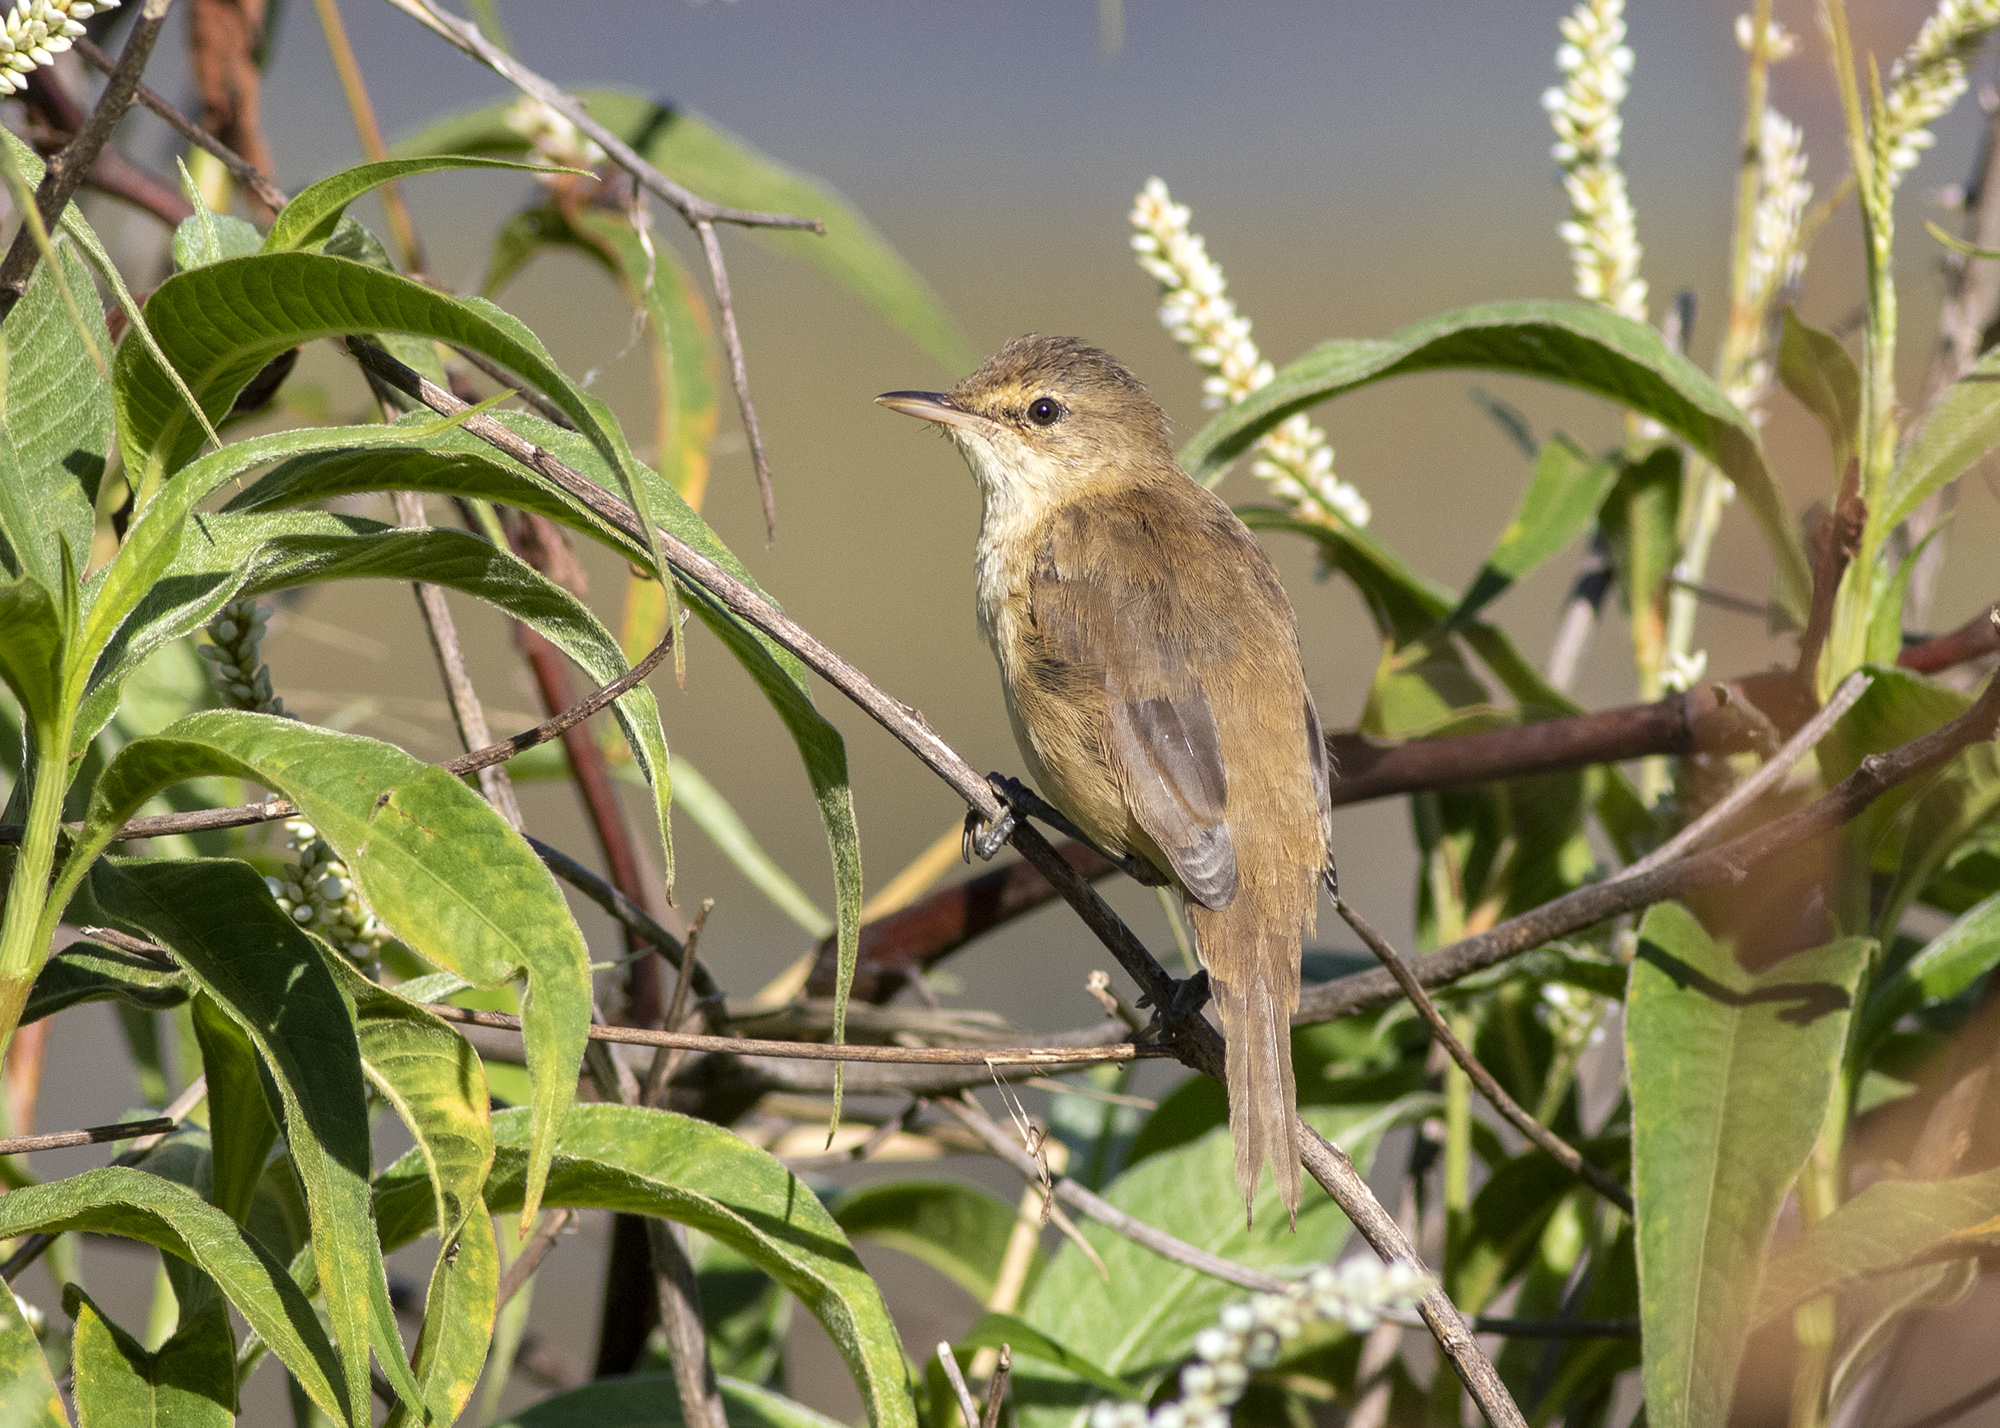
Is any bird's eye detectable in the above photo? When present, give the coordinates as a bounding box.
[1027,397,1063,427]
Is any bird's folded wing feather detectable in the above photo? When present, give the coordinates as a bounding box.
[1033,499,1240,909]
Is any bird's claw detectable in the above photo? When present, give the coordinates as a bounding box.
[1136,969,1211,1041]
[961,804,1016,863]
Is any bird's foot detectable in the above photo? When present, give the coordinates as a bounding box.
[961,803,1016,862]
[1137,969,1211,1042]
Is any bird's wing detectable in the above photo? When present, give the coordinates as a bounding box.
[1031,497,1240,909]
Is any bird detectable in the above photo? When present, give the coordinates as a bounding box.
[877,334,1333,1221]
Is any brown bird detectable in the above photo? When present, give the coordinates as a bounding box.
[878,334,1333,1220]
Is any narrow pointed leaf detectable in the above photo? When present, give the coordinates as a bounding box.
[1778,308,1861,477]
[264,156,569,254]
[385,1199,498,1428]
[0,1168,347,1422]
[0,233,109,586]
[0,1284,67,1427]
[1443,435,1620,629]
[1861,890,2000,1050]
[1626,904,1870,1428]
[67,1288,233,1428]
[1882,341,2000,535]
[0,571,65,732]
[23,939,189,1023]
[189,992,280,1229]
[77,715,591,1231]
[1185,301,1812,619]
[110,253,658,588]
[91,857,422,1424]
[375,1104,914,1428]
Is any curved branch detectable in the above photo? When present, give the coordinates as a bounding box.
[1298,669,2000,1023]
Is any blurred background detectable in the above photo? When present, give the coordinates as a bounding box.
[14,0,2000,1419]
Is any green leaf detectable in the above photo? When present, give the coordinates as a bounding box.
[25,940,190,1023]
[91,857,422,1425]
[1755,1163,2000,1322]
[1011,1104,1411,1427]
[376,1104,915,1428]
[0,1284,67,1427]
[955,1311,1140,1399]
[172,208,261,272]
[227,412,862,1081]
[81,500,676,876]
[189,992,280,1228]
[67,1287,233,1427]
[1862,890,2000,1050]
[0,1167,348,1422]
[77,714,591,1231]
[1882,340,2000,536]
[0,571,65,733]
[1778,307,1861,476]
[0,233,109,586]
[484,204,720,503]
[335,959,494,1246]
[1183,300,1813,620]
[110,254,659,592]
[1865,531,1935,668]
[78,420,500,740]
[386,1199,498,1428]
[399,91,974,373]
[1625,903,1870,1428]
[1600,444,1683,657]
[489,1374,846,1428]
[1444,435,1620,630]
[264,156,568,254]
[833,1179,1028,1303]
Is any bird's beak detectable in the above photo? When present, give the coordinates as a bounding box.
[875,390,991,434]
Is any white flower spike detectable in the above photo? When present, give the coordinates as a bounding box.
[0,0,117,95]
[1545,0,1647,323]
[1129,177,1371,529]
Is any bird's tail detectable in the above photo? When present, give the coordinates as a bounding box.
[1212,969,1302,1226]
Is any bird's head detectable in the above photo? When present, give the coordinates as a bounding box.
[877,335,1176,516]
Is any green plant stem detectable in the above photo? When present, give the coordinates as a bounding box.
[1789,1101,1849,1428]
[1820,1,1897,689]
[0,730,72,1066]
[1665,0,1774,686]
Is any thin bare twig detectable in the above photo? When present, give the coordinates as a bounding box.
[422,1002,1154,1068]
[696,217,776,542]
[494,1207,574,1312]
[0,0,176,320]
[938,1094,1290,1294]
[1625,668,1871,878]
[1332,895,1633,1215]
[938,1342,981,1428]
[379,0,817,540]
[387,489,527,828]
[75,35,291,214]
[0,1116,177,1157]
[980,1344,1013,1428]
[642,900,711,1107]
[1,1075,206,1283]
[1900,603,2000,676]
[446,631,673,778]
[346,339,1009,826]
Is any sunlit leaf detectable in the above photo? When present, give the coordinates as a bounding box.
[1182,301,1812,619]
[91,856,422,1424]
[375,1105,914,1427]
[263,156,567,254]
[67,1288,233,1428]
[76,715,591,1231]
[0,1168,347,1423]
[833,1180,1028,1304]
